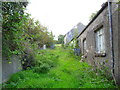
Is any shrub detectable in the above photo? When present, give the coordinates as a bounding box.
[32,50,59,73]
[33,63,50,73]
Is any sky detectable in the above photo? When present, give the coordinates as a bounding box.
[26,0,106,40]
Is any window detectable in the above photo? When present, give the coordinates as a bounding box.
[83,39,86,53]
[95,27,105,53]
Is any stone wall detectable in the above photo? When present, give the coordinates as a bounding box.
[77,3,120,85]
[117,4,120,85]
[2,55,22,83]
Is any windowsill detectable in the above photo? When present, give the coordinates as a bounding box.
[94,52,106,57]
[82,53,87,58]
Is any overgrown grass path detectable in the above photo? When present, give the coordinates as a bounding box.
[3,46,116,88]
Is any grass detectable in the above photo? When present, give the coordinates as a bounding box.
[55,44,62,47]
[2,46,117,88]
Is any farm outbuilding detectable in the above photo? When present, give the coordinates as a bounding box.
[76,2,120,85]
[64,2,120,85]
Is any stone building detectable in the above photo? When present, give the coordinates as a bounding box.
[64,22,85,45]
[77,2,120,85]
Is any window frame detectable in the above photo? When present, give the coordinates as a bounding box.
[95,26,106,54]
[83,38,87,54]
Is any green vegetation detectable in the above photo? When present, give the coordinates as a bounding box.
[2,2,55,70]
[57,34,64,44]
[2,46,116,88]
[89,11,98,21]
[1,2,118,89]
[55,44,62,47]
[2,2,55,59]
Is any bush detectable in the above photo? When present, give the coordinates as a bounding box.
[32,50,59,73]
[33,63,50,73]
[21,52,35,70]
[2,47,117,88]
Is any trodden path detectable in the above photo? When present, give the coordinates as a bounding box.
[3,46,116,88]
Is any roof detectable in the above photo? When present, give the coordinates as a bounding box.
[65,22,85,42]
[77,2,108,38]
[77,22,85,36]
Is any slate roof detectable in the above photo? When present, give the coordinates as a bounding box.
[65,22,85,44]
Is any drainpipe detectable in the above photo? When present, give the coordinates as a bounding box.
[108,1,115,74]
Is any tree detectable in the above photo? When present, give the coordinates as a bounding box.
[2,2,28,57]
[2,2,55,70]
[89,11,98,21]
[2,2,55,58]
[57,35,64,44]
[118,0,120,10]
[74,28,78,38]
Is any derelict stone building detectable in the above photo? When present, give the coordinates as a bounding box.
[77,2,120,85]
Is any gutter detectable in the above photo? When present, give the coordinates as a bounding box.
[76,1,115,74]
[108,1,115,74]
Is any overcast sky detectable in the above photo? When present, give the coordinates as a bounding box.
[26,0,106,40]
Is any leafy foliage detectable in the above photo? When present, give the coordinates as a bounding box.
[2,46,117,88]
[89,11,98,21]
[32,49,59,73]
[118,0,120,10]
[2,2,28,57]
[2,2,55,59]
[57,34,64,44]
